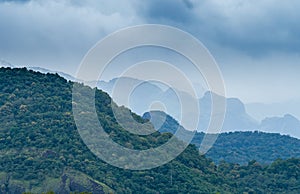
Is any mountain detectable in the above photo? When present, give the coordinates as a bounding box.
[1,67,300,193]
[10,67,300,137]
[199,92,259,131]
[260,114,300,138]
[90,77,177,117]
[144,111,300,165]
[93,77,165,115]
[96,77,259,132]
[101,77,300,138]
[246,101,300,121]
[2,61,299,136]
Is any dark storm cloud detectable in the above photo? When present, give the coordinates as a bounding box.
[1,0,299,66]
[183,0,194,9]
[0,0,300,104]
[137,0,196,24]
[136,0,300,56]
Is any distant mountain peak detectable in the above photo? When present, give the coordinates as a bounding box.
[284,113,297,119]
[260,114,300,138]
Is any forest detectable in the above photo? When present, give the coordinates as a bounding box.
[143,111,300,165]
[0,67,299,193]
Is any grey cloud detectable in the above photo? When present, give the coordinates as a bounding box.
[183,0,193,9]
[0,0,300,104]
[136,0,300,56]
[0,0,29,3]
[137,0,196,24]
[0,0,139,72]
[2,0,299,68]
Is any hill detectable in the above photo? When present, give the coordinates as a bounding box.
[144,111,300,164]
[14,67,300,138]
[0,67,300,193]
[3,64,300,138]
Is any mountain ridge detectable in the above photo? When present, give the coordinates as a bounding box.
[2,63,299,138]
[144,110,300,164]
[1,67,300,193]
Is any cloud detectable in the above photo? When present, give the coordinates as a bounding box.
[136,0,300,56]
[0,0,140,72]
[0,0,300,103]
[0,0,29,3]
[132,0,300,103]
[1,0,299,68]
[137,0,196,24]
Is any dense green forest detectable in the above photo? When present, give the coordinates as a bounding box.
[0,67,299,193]
[202,131,300,164]
[144,111,300,164]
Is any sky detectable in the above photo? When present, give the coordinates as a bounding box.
[0,0,300,104]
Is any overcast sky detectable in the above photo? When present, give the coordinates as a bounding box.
[0,0,300,103]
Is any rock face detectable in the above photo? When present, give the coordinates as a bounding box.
[56,171,106,194]
[0,175,26,194]
[0,170,109,194]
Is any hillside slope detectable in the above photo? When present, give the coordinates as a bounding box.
[144,111,300,164]
[0,68,299,193]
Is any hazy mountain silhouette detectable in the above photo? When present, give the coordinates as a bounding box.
[144,110,300,164]
[246,101,300,121]
[96,77,259,132]
[3,63,298,136]
[260,114,300,138]
[199,92,259,131]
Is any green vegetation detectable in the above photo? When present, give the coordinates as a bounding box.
[0,67,299,193]
[202,131,300,164]
[145,111,300,164]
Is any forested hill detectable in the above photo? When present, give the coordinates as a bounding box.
[0,67,300,193]
[144,111,300,165]
[201,131,300,165]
